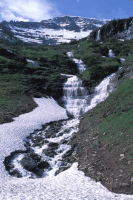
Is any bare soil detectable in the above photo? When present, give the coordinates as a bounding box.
[70,111,133,194]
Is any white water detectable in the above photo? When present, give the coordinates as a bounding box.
[120,58,125,63]
[11,118,80,178]
[96,30,100,41]
[108,49,115,57]
[12,55,115,178]
[64,52,115,117]
[85,73,115,112]
[9,53,88,177]
[63,75,89,117]
[26,59,40,67]
[1,56,133,199]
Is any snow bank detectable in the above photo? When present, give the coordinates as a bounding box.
[1,163,133,199]
[0,97,133,199]
[0,97,67,179]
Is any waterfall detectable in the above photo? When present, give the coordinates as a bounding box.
[96,30,100,41]
[85,73,115,112]
[63,54,115,117]
[64,53,89,117]
[108,49,115,57]
[63,75,90,117]
[5,53,116,179]
[120,58,125,63]
[26,59,40,67]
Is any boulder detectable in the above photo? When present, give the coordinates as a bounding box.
[38,161,50,169]
[20,156,37,172]
[43,148,57,157]
[9,169,22,178]
[48,142,58,150]
[20,153,41,172]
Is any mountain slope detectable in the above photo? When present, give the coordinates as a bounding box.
[89,17,133,41]
[70,65,133,194]
[1,16,133,195]
[69,26,133,194]
[0,16,110,45]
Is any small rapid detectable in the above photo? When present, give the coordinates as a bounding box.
[63,75,89,117]
[108,48,115,57]
[4,52,116,178]
[96,30,101,41]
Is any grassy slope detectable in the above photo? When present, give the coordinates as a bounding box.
[70,41,133,193]
[72,38,130,85]
[0,44,78,123]
[90,77,133,153]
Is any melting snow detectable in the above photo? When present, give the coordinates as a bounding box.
[0,72,133,199]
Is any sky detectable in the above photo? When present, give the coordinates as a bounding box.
[0,0,132,22]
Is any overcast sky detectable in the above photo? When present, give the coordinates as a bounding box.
[0,0,132,22]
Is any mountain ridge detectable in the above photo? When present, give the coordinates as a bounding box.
[0,16,110,45]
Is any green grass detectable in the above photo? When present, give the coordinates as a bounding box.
[87,77,133,157]
[7,45,78,77]
[0,74,33,112]
[0,44,79,114]
[0,35,133,124]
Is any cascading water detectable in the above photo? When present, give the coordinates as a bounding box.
[63,75,89,117]
[96,30,100,41]
[5,52,116,178]
[108,48,115,57]
[120,58,125,63]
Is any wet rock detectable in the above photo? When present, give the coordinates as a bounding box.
[4,150,27,171]
[9,169,22,178]
[4,156,14,171]
[45,121,63,138]
[30,153,41,162]
[45,130,56,138]
[62,149,73,158]
[31,135,44,147]
[38,161,50,169]
[55,166,70,176]
[61,139,68,144]
[59,161,68,167]
[44,140,49,143]
[58,132,64,137]
[35,169,44,177]
[20,156,37,172]
[42,148,57,157]
[20,153,41,172]
[48,142,59,150]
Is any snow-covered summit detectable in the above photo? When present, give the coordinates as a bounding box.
[2,16,110,45]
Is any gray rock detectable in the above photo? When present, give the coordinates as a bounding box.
[42,148,57,157]
[9,169,22,178]
[20,156,37,172]
[38,161,50,169]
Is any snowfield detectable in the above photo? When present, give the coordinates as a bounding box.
[0,98,133,199]
[10,26,92,44]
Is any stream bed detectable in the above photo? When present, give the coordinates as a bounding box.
[4,53,116,179]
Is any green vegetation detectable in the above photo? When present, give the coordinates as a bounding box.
[0,45,78,116]
[1,16,133,125]
[90,17,133,40]
[1,32,133,118]
[7,45,78,76]
[1,17,133,192]
[71,38,131,84]
[87,76,133,158]
[0,74,33,112]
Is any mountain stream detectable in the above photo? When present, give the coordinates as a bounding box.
[4,53,116,179]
